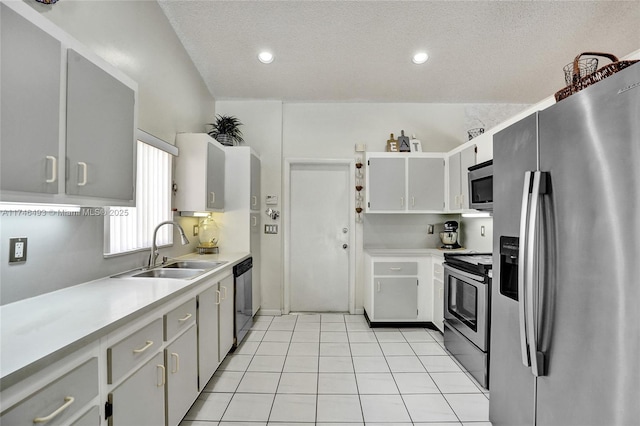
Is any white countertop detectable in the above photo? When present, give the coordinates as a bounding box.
[364,248,475,257]
[0,251,250,388]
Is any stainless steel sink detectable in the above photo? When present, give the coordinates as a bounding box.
[162,260,226,269]
[131,269,206,279]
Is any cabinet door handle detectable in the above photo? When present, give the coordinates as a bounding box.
[216,290,221,305]
[45,156,57,183]
[33,396,74,423]
[377,281,381,292]
[77,162,88,186]
[252,195,258,207]
[171,352,180,374]
[157,364,166,387]
[400,197,404,208]
[252,216,257,227]
[460,194,465,207]
[389,267,402,271]
[221,285,227,300]
[178,313,192,322]
[132,340,154,354]
[411,196,415,207]
[209,192,215,204]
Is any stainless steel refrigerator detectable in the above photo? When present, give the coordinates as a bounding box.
[490,62,640,425]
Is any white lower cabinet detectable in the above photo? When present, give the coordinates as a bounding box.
[432,257,445,332]
[108,352,165,426]
[0,357,99,426]
[218,275,235,361]
[197,284,219,391]
[364,253,433,323]
[165,325,198,426]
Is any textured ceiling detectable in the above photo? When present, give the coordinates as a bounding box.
[158,1,640,103]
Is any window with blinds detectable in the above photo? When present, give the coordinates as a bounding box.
[104,134,174,256]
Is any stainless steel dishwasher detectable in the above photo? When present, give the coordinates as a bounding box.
[233,257,253,347]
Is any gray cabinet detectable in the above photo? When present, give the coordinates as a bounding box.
[0,1,136,206]
[448,145,476,210]
[65,50,135,202]
[108,352,165,426]
[366,154,446,212]
[408,158,445,210]
[0,2,61,196]
[367,157,405,211]
[207,143,225,210]
[250,153,261,210]
[165,325,198,426]
[197,284,220,391]
[175,134,225,213]
[373,277,419,320]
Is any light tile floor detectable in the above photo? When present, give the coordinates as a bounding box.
[180,314,491,426]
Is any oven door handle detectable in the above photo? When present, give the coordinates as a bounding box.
[444,265,485,283]
[518,171,533,368]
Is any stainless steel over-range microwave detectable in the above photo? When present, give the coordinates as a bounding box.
[468,160,493,211]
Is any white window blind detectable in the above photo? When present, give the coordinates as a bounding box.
[105,139,173,255]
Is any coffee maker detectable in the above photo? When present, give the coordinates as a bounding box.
[440,220,461,249]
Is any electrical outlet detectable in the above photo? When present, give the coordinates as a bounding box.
[481,225,486,237]
[193,225,199,236]
[9,237,28,263]
[427,224,434,234]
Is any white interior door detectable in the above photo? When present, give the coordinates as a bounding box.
[288,162,352,312]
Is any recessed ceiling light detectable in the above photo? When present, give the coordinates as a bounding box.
[412,52,429,64]
[258,51,274,64]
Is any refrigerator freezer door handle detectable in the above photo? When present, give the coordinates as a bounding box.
[527,171,547,377]
[518,171,533,367]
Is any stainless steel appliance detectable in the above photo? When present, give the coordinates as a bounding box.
[233,257,253,347]
[490,63,640,425]
[468,159,493,211]
[443,253,492,388]
[439,220,461,249]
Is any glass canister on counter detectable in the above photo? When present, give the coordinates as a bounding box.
[198,215,220,254]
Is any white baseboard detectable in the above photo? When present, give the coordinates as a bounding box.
[353,308,364,315]
[256,309,282,316]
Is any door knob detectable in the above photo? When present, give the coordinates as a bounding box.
[343,244,348,249]
[343,228,348,233]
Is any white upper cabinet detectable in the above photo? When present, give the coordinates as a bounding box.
[174,133,225,213]
[0,2,137,207]
[447,144,476,211]
[366,153,446,213]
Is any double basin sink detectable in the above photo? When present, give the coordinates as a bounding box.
[113,260,227,280]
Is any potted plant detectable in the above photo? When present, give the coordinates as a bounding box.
[207,114,244,146]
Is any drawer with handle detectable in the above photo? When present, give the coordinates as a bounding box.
[0,358,98,426]
[164,298,197,341]
[373,261,418,276]
[107,318,163,384]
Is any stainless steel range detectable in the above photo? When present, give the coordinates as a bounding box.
[443,253,492,389]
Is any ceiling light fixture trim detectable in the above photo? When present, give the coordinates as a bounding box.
[412,52,429,64]
[258,51,274,64]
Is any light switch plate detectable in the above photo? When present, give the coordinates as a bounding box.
[264,224,278,234]
[266,195,278,205]
[9,237,28,263]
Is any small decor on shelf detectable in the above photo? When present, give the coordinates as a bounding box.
[207,114,244,146]
[386,133,398,152]
[398,130,411,152]
[355,156,364,222]
[410,134,422,152]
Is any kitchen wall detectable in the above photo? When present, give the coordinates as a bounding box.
[216,101,506,314]
[0,0,214,305]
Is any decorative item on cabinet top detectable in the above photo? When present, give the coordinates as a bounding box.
[386,133,398,152]
[207,114,244,146]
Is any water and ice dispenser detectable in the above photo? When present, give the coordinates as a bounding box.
[499,236,519,301]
